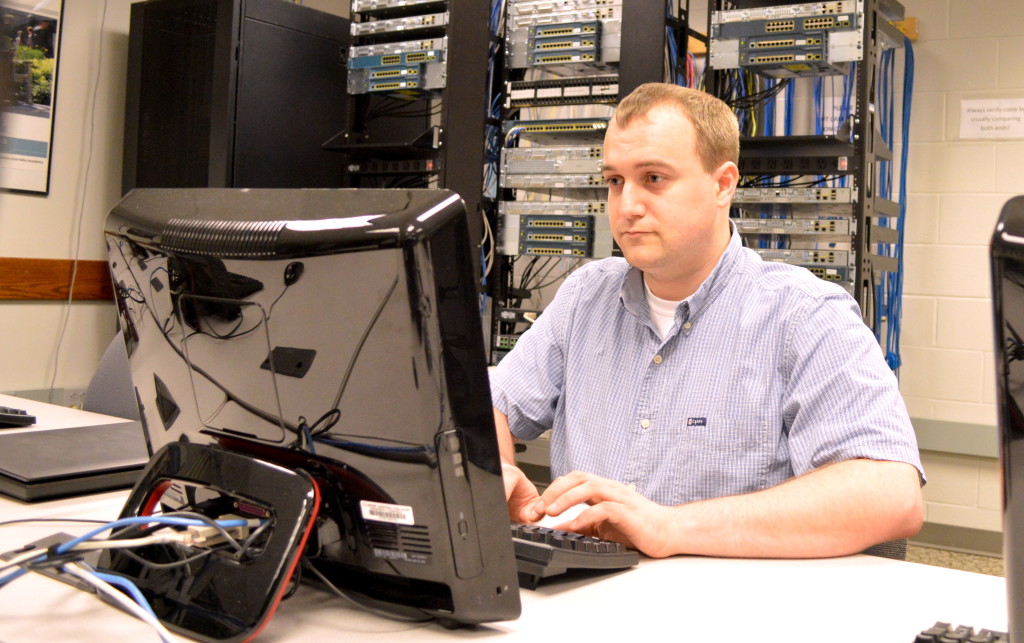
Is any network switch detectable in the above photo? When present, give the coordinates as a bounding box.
[507,5,623,29]
[350,36,447,59]
[501,173,606,189]
[350,12,448,37]
[348,59,445,94]
[733,187,854,203]
[500,209,613,258]
[347,159,437,175]
[351,0,445,14]
[504,118,609,145]
[508,0,622,18]
[502,146,604,175]
[755,248,849,266]
[733,217,851,236]
[506,14,620,70]
[499,200,607,216]
[709,0,864,77]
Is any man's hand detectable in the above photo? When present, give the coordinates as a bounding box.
[502,462,542,523]
[526,471,679,558]
[521,459,924,560]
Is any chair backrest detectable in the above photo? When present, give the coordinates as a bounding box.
[83,335,141,420]
[861,539,908,560]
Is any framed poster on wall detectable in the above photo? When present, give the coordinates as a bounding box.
[0,0,63,194]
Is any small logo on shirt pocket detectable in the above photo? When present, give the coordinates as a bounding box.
[686,417,707,427]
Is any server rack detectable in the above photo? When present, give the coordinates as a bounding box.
[488,1,699,364]
[705,0,909,356]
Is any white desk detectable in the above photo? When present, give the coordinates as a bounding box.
[0,393,131,431]
[0,395,1009,641]
[0,488,1009,643]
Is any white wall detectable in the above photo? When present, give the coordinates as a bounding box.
[0,0,1016,539]
[898,0,1024,535]
[0,1,134,393]
[0,0,347,395]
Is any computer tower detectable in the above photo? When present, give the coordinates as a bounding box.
[990,194,1024,642]
[122,0,350,194]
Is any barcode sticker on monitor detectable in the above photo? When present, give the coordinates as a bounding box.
[360,500,415,525]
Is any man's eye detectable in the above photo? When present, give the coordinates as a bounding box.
[646,174,665,184]
[604,176,622,186]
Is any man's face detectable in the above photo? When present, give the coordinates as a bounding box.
[601,105,736,299]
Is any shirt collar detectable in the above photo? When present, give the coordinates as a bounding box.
[620,222,743,327]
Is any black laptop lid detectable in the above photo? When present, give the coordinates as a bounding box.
[0,422,148,501]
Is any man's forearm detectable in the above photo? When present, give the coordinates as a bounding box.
[493,408,517,466]
[663,459,923,558]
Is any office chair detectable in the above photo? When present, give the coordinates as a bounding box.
[862,539,908,561]
[83,335,141,420]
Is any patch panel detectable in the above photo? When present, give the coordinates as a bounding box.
[350,12,448,36]
[507,76,619,108]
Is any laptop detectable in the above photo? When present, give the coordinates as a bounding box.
[0,421,149,502]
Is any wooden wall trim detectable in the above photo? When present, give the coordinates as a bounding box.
[0,257,114,301]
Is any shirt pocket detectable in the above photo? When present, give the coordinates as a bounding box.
[669,413,769,504]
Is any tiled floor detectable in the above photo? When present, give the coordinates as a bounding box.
[906,545,1005,577]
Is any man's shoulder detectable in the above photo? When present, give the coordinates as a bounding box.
[567,257,631,290]
[734,246,852,303]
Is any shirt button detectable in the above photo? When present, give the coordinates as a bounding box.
[626,483,637,492]
[640,419,650,429]
[653,355,663,364]
[683,322,692,330]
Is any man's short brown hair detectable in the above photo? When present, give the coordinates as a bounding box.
[612,83,740,173]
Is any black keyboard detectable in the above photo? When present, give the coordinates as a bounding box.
[915,621,1008,642]
[0,405,36,428]
[510,522,640,589]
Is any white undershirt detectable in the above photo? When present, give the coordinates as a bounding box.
[643,277,683,340]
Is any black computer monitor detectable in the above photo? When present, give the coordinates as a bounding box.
[990,194,1024,643]
[104,188,521,627]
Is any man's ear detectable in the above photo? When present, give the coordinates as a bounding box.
[713,161,740,209]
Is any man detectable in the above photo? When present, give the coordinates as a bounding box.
[490,83,924,560]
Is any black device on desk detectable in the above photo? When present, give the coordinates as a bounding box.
[0,405,36,428]
[106,188,525,631]
[991,194,1024,643]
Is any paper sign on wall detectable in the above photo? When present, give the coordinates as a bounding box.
[960,98,1024,140]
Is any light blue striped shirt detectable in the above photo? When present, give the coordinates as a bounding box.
[490,228,924,506]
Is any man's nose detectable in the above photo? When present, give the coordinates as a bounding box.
[619,181,646,218]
